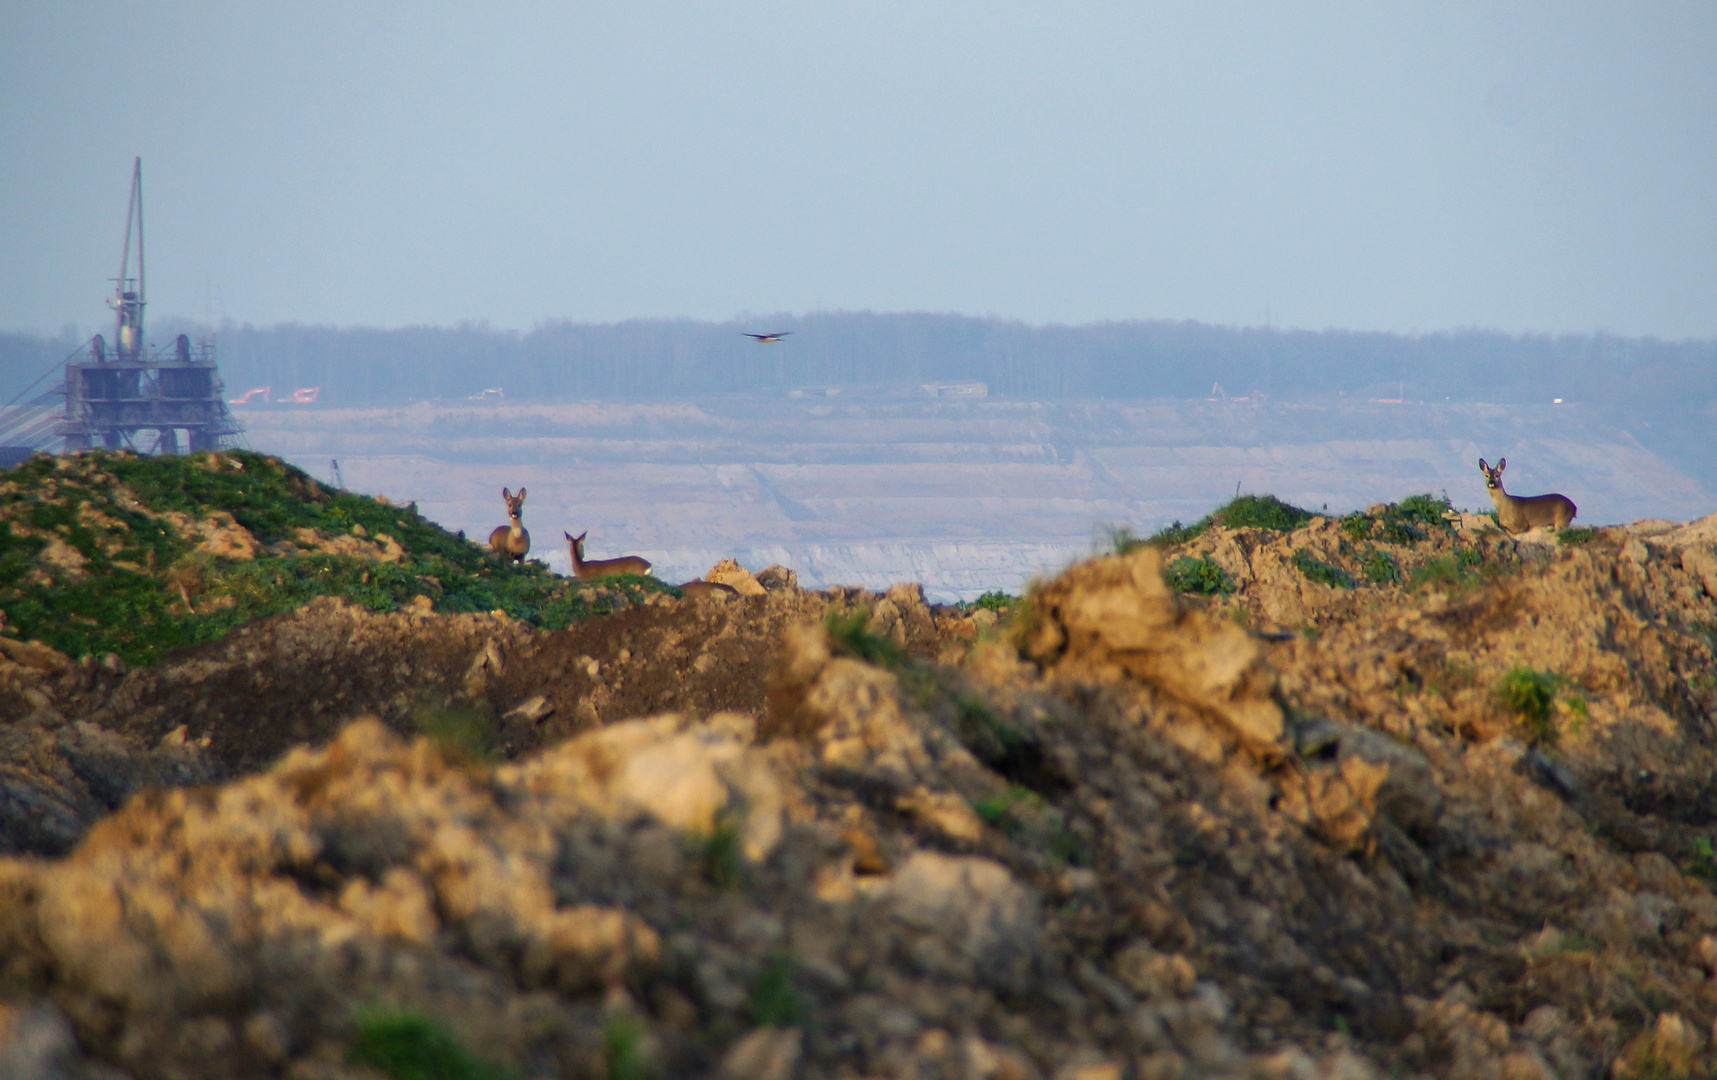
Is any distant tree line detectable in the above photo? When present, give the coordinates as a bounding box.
[6,313,1715,412]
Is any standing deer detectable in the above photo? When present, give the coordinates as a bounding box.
[487,488,530,562]
[565,530,652,579]
[1478,458,1577,533]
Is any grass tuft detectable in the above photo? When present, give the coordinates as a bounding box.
[1498,666,1564,747]
[824,607,903,669]
[412,701,498,767]
[1359,547,1400,585]
[1557,527,1600,545]
[604,1016,651,1080]
[1290,549,1354,589]
[348,1007,507,1080]
[748,954,808,1028]
[694,809,746,890]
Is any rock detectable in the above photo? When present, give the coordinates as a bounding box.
[719,1026,802,1080]
[1336,726,1443,836]
[755,565,799,592]
[706,558,767,596]
[0,1000,127,1080]
[38,537,87,576]
[1022,547,1283,757]
[0,637,71,674]
[1679,543,1717,600]
[517,716,786,862]
[1111,940,1197,1000]
[886,851,1041,992]
[504,695,553,723]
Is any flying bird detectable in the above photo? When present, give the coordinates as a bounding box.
[744,332,792,343]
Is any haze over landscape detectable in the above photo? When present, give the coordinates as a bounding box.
[3,3,1715,594]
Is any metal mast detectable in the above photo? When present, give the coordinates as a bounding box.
[110,157,146,361]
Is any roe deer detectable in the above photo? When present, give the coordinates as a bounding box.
[565,531,652,579]
[1478,458,1577,533]
[487,488,530,562]
[678,579,739,600]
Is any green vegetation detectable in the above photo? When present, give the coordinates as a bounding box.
[412,700,498,767]
[1213,493,1316,531]
[1359,547,1399,585]
[1290,549,1354,589]
[748,954,808,1028]
[970,784,1089,866]
[1557,526,1600,545]
[1497,666,1567,747]
[1407,550,1487,593]
[1686,837,1717,884]
[693,810,745,890]
[1339,514,1372,542]
[969,590,1016,612]
[348,1007,508,1080]
[824,606,903,669]
[603,1016,651,1080]
[1163,555,1236,596]
[0,450,674,665]
[1337,493,1456,546]
[1143,492,1318,548]
[1147,519,1208,546]
[1108,525,1149,554]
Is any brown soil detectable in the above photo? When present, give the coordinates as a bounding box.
[2,510,1716,1080]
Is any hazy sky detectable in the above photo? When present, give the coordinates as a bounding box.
[2,3,1714,339]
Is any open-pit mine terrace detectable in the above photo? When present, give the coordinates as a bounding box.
[238,395,1712,601]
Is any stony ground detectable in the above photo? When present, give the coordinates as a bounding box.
[2,467,1717,1080]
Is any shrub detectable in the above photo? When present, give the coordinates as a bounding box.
[1163,556,1236,596]
[1392,492,1455,528]
[1408,554,1479,593]
[1557,527,1599,545]
[1290,549,1354,589]
[1359,548,1399,585]
[1212,493,1315,532]
[1498,666,1564,747]
[971,590,1015,612]
[1339,514,1373,541]
[348,1008,506,1080]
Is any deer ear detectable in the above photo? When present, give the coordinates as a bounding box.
[1496,458,1505,471]
[564,531,573,541]
[1478,459,1488,472]
[577,531,587,542]
[517,488,526,501]
[502,487,511,499]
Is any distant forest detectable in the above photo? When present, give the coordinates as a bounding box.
[6,312,1716,412]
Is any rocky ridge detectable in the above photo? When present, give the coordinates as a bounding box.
[1,467,1716,1079]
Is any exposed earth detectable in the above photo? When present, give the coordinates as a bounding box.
[2,452,1717,1080]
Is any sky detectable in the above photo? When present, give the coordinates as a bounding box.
[2,2,1714,340]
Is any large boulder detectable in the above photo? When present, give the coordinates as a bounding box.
[1020,547,1283,758]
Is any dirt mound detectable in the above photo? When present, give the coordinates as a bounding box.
[2,472,1717,1078]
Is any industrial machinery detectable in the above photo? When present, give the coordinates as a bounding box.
[49,159,245,454]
